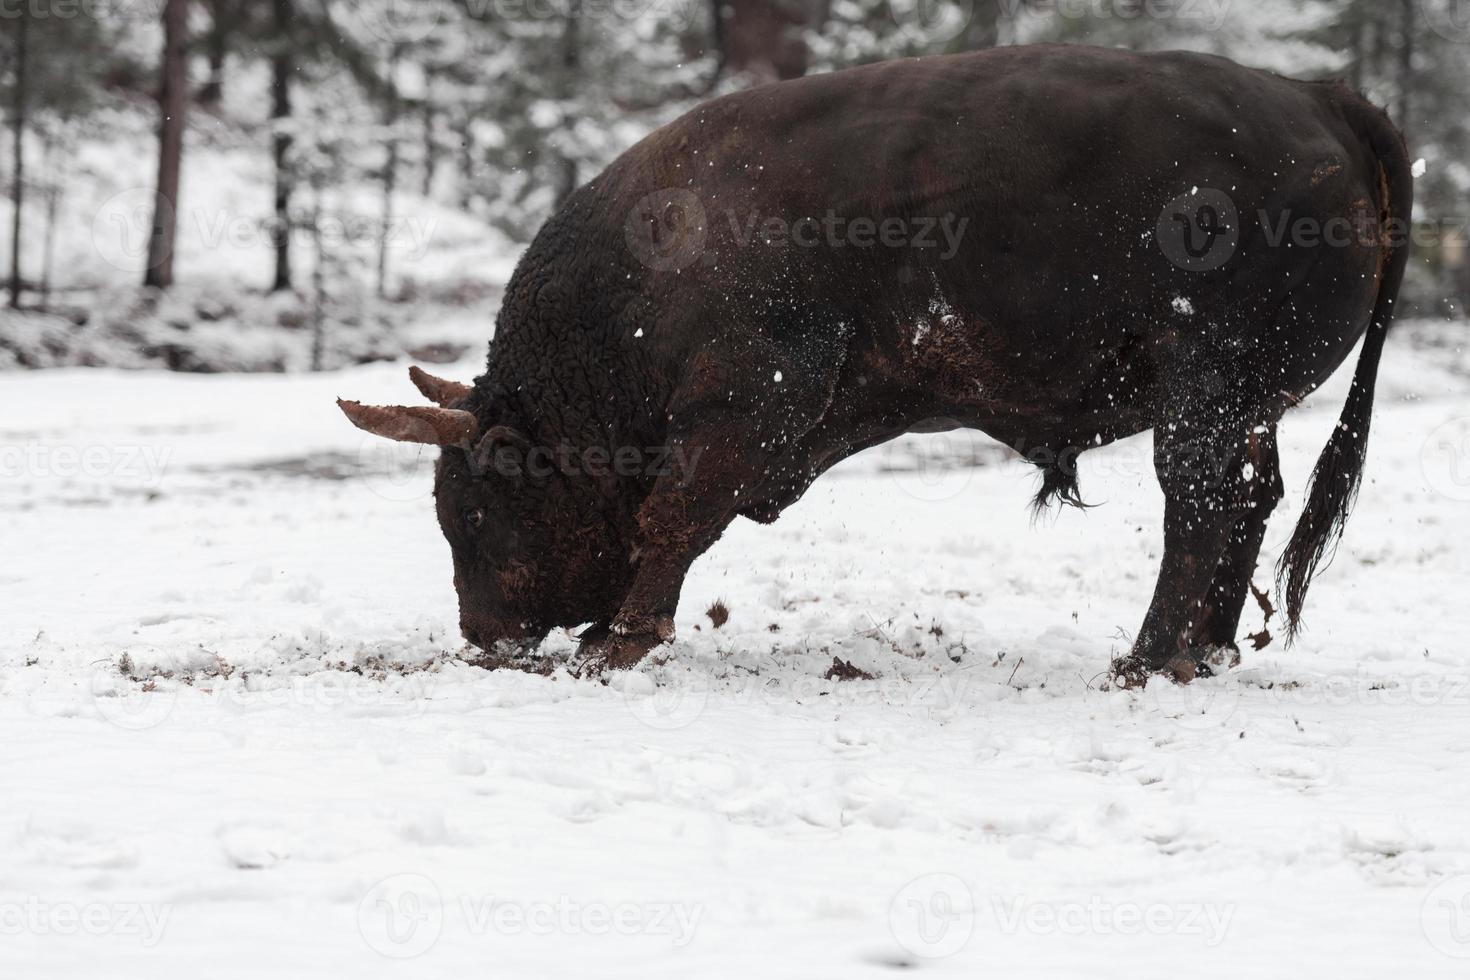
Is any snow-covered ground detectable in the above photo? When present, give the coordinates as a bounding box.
[4,322,1470,977]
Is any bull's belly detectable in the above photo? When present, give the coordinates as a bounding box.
[865,306,1160,457]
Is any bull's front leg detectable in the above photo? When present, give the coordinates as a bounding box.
[569,425,762,677]
[570,348,840,678]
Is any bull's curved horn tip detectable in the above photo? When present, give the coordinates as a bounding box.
[408,365,473,407]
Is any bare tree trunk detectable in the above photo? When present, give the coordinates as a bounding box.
[1370,3,1388,87]
[963,0,1005,50]
[309,175,327,371]
[713,0,820,82]
[1461,250,1470,321]
[1346,3,1366,91]
[270,0,294,292]
[456,114,475,210]
[40,133,58,310]
[200,0,229,108]
[144,0,187,290]
[554,5,580,207]
[1396,0,1414,134]
[421,65,436,198]
[41,183,57,309]
[8,13,28,309]
[377,46,400,301]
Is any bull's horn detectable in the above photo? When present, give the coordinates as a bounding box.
[337,399,479,447]
[408,366,472,407]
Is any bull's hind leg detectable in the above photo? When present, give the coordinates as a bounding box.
[1114,376,1280,687]
[1192,425,1284,670]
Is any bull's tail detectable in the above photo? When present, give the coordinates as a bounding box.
[1276,91,1414,640]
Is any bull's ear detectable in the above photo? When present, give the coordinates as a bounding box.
[337,399,479,448]
[408,366,472,407]
[470,425,536,479]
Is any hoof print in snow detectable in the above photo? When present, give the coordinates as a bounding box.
[463,643,556,676]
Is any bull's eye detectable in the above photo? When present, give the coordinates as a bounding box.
[464,508,486,530]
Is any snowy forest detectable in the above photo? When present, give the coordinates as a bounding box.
[2,0,1468,370]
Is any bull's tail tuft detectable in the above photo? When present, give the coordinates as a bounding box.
[1030,456,1091,517]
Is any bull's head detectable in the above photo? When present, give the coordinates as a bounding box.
[338,368,633,656]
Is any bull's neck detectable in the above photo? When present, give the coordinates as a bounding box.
[484,193,671,461]
[483,327,665,456]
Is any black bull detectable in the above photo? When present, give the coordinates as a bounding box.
[340,45,1413,685]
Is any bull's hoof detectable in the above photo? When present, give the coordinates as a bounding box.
[1162,654,1198,683]
[1192,642,1241,678]
[570,627,665,678]
[1110,655,1153,690]
[1110,652,1199,689]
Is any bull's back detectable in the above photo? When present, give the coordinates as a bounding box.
[556,47,1392,443]
[614,47,1372,315]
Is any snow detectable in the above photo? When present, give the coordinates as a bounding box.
[5,322,1470,976]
